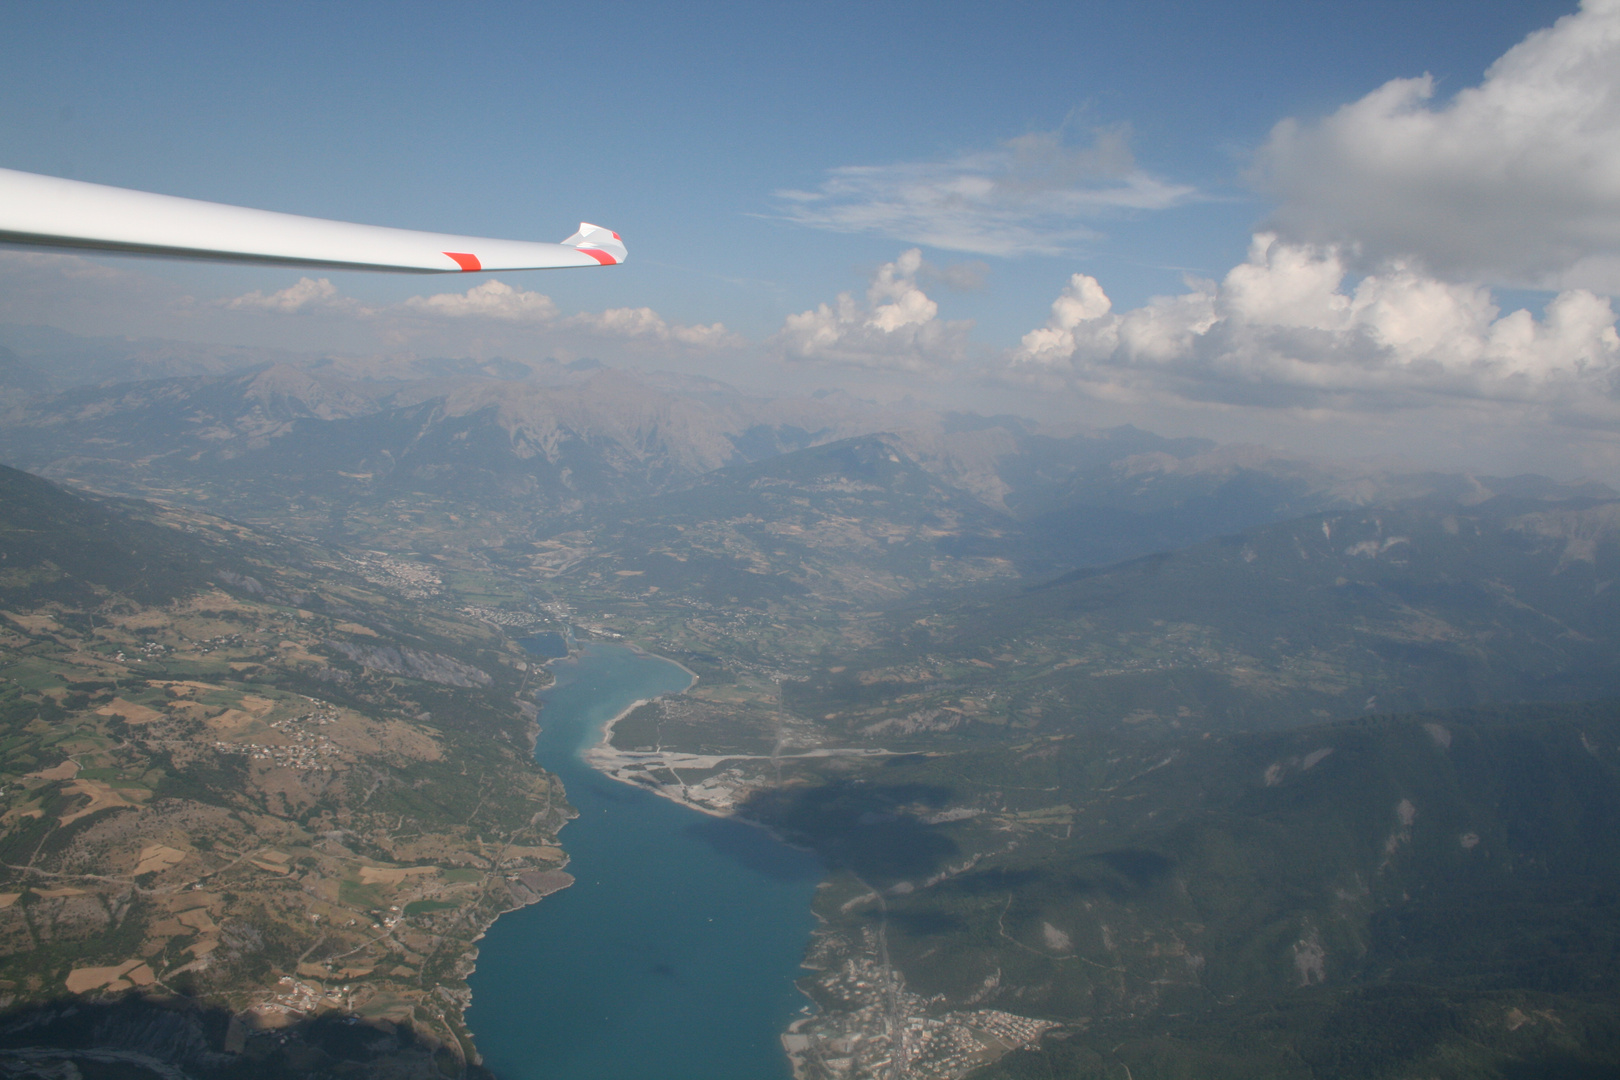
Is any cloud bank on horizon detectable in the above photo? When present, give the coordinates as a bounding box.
[1012,235,1619,417]
[221,273,742,349]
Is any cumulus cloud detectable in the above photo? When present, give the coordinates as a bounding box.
[775,249,974,371]
[223,278,559,323]
[1256,0,1620,291]
[225,277,371,315]
[774,129,1198,257]
[215,275,740,354]
[1014,234,1620,414]
[400,279,558,321]
[562,306,743,347]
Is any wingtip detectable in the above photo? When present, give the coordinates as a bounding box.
[562,222,627,265]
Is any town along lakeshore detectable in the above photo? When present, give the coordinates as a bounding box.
[466,642,823,1080]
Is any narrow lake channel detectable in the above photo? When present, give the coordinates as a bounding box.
[465,642,823,1080]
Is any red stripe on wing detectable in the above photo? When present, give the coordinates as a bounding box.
[443,251,482,271]
[578,248,617,265]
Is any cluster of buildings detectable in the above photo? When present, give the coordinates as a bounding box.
[349,553,443,598]
[458,605,541,629]
[248,974,361,1023]
[214,706,340,771]
[788,951,1058,1079]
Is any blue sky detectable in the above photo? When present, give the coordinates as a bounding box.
[4,1,1620,476]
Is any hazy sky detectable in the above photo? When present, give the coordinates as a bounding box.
[5,0,1619,478]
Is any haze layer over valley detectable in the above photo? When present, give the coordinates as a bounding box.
[3,328,1620,1078]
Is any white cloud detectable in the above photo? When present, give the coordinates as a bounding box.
[225,276,370,315]
[562,306,743,347]
[774,129,1198,257]
[775,249,974,371]
[1256,0,1620,292]
[221,276,560,323]
[1015,234,1620,414]
[400,279,558,321]
[214,274,742,355]
[223,277,559,323]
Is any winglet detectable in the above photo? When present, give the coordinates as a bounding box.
[562,222,627,266]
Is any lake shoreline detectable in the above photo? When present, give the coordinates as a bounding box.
[467,641,821,1080]
[556,637,750,823]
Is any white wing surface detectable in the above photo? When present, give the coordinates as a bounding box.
[0,167,625,272]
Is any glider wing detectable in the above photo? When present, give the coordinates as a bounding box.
[0,167,625,272]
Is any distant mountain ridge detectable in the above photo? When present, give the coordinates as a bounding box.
[5,340,1607,576]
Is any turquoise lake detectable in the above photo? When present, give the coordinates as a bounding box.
[516,631,570,659]
[464,643,823,1080]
